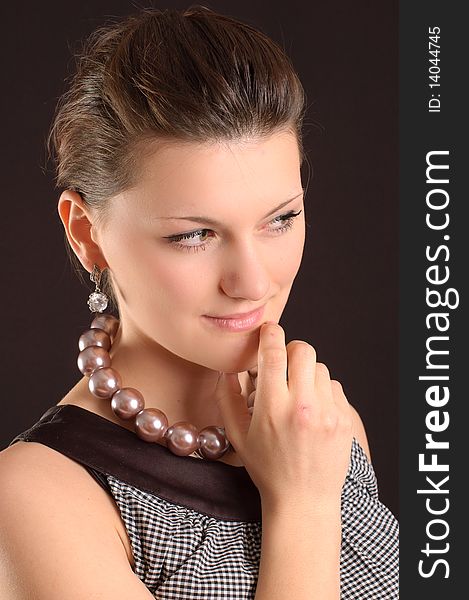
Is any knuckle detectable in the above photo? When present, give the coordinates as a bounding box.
[287,340,317,362]
[260,347,286,369]
[330,379,344,393]
[321,411,339,432]
[293,405,340,433]
[292,402,313,429]
[315,362,330,378]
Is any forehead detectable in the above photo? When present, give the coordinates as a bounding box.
[126,131,302,215]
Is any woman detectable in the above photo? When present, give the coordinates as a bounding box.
[0,5,398,599]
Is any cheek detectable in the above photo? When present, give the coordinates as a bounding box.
[105,233,201,312]
[109,223,304,317]
[138,254,203,313]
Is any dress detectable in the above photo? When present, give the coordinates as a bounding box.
[8,404,399,599]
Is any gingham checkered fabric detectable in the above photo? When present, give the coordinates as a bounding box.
[9,404,398,599]
[105,439,399,599]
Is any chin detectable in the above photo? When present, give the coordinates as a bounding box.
[192,347,256,374]
[214,354,258,375]
[182,322,265,372]
[223,365,255,375]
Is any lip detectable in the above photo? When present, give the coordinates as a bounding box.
[202,305,265,332]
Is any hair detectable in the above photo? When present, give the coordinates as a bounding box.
[47,4,308,312]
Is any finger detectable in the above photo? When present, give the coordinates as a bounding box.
[247,366,258,389]
[255,323,288,411]
[330,380,354,442]
[213,372,252,453]
[285,341,316,397]
[247,389,256,408]
[248,366,258,380]
[331,379,350,411]
[313,362,334,407]
[306,364,340,433]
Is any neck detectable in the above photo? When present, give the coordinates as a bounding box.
[62,315,255,437]
[110,325,228,430]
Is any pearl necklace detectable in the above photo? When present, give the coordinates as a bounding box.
[76,312,232,461]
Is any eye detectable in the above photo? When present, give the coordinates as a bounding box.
[164,209,303,253]
[165,228,215,252]
[270,209,303,232]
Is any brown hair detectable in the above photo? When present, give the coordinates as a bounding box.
[48,4,308,311]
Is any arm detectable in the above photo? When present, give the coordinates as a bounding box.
[217,326,367,600]
[255,499,341,599]
[254,406,370,600]
[0,443,155,600]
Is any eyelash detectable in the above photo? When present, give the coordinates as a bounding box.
[165,210,303,253]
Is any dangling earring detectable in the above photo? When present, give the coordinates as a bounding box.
[87,264,109,313]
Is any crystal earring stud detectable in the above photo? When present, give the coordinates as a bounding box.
[87,264,109,313]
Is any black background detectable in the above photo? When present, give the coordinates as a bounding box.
[0,1,398,518]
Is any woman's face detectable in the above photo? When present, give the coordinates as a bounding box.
[94,129,306,373]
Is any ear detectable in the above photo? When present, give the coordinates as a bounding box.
[57,190,108,273]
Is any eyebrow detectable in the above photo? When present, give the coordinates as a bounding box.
[152,190,305,226]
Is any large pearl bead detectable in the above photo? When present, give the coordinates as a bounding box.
[164,422,199,456]
[135,408,169,442]
[111,388,145,420]
[198,426,231,460]
[89,367,122,398]
[90,313,120,342]
[77,345,111,376]
[79,328,111,352]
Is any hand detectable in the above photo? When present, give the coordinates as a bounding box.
[214,322,354,509]
[246,367,258,414]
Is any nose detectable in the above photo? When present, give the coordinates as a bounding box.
[219,239,270,301]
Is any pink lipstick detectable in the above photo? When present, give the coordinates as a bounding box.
[202,305,265,332]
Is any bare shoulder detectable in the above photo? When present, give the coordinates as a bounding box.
[348,405,372,463]
[0,441,127,549]
[0,438,89,473]
[0,441,147,600]
[0,440,118,516]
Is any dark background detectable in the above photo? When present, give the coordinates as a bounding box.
[0,0,398,517]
